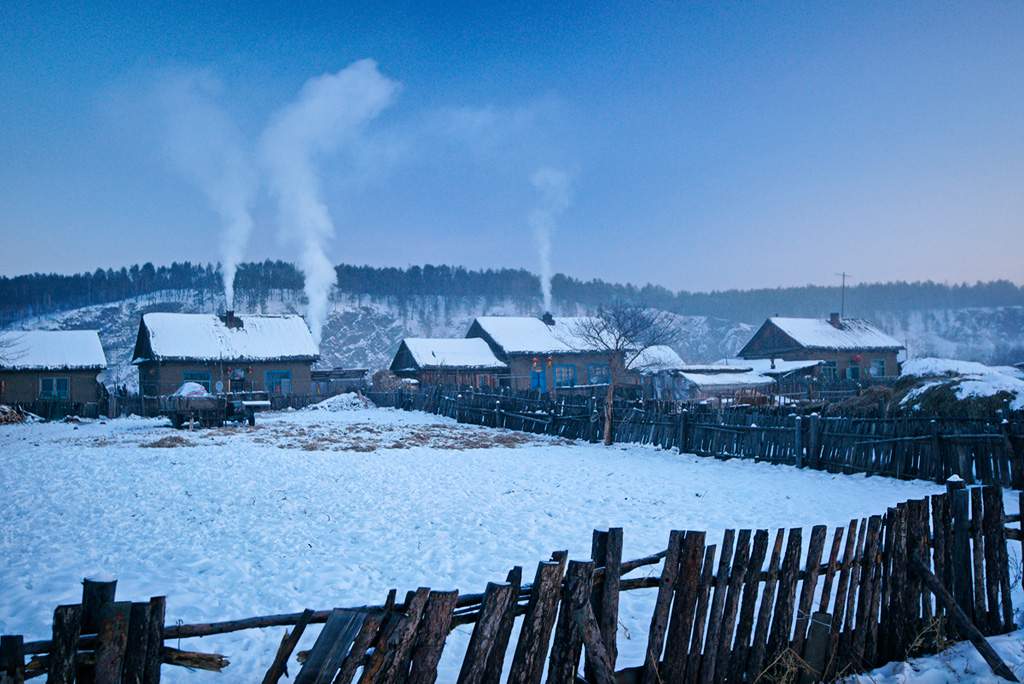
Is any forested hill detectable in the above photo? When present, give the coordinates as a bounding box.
[2,260,1022,326]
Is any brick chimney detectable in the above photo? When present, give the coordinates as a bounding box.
[221,310,243,329]
[540,312,555,326]
[828,312,841,328]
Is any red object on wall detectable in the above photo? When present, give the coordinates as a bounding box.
[851,354,863,363]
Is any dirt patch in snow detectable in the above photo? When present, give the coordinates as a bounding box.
[140,435,195,448]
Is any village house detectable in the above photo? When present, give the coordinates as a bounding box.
[0,330,107,406]
[131,312,318,396]
[465,315,621,392]
[738,314,904,381]
[389,338,507,387]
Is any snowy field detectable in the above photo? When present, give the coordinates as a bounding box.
[0,401,1011,681]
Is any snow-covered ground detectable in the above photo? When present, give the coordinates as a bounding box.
[0,403,1009,681]
[849,629,1024,683]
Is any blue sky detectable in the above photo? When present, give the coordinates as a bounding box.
[1,1,1022,290]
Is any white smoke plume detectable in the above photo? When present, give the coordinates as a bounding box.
[529,167,571,312]
[154,71,255,310]
[260,59,400,345]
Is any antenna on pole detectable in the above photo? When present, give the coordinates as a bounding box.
[835,271,853,317]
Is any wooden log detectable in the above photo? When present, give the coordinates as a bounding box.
[79,577,116,684]
[662,531,705,684]
[982,486,1014,632]
[728,529,769,683]
[951,488,974,630]
[909,553,1019,682]
[972,487,991,631]
[260,608,313,684]
[46,605,82,684]
[929,494,948,622]
[792,525,827,656]
[484,568,523,684]
[0,635,25,684]
[817,527,845,615]
[767,528,803,663]
[94,601,132,684]
[713,529,751,682]
[571,603,615,684]
[851,515,882,666]
[546,561,595,684]
[837,518,867,674]
[747,529,785,681]
[507,559,565,684]
[699,529,735,684]
[143,596,165,684]
[685,544,717,684]
[379,588,431,684]
[336,612,384,684]
[159,647,229,671]
[639,529,681,684]
[295,609,370,684]
[122,602,151,684]
[407,591,458,684]
[597,528,622,669]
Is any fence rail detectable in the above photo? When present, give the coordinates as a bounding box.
[368,388,1024,488]
[2,484,1017,683]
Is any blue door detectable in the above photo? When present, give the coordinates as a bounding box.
[530,368,546,391]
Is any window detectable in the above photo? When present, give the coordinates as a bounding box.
[587,363,610,385]
[265,370,292,395]
[553,364,577,387]
[39,377,69,399]
[529,369,546,391]
[869,358,886,378]
[182,371,212,392]
[820,361,838,381]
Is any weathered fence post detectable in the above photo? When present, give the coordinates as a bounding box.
[794,415,804,468]
[0,635,25,684]
[808,413,820,469]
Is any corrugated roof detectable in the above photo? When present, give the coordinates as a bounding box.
[134,313,318,363]
[0,330,107,370]
[402,338,507,370]
[769,317,903,351]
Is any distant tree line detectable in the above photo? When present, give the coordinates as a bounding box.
[2,259,1022,325]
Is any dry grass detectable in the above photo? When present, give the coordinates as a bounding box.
[140,435,195,448]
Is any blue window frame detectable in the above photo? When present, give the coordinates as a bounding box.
[529,368,546,391]
[265,370,293,395]
[39,377,69,399]
[587,363,610,385]
[182,371,212,392]
[553,364,577,387]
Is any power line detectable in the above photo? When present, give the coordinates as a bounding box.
[835,271,853,317]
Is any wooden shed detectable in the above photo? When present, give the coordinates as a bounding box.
[0,330,107,406]
[389,338,507,388]
[132,312,318,397]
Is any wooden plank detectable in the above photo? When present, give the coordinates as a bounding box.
[837,518,867,674]
[260,608,314,684]
[929,494,948,622]
[407,591,459,684]
[851,515,882,666]
[792,525,827,656]
[143,596,166,684]
[79,577,117,684]
[507,559,565,684]
[484,568,522,684]
[797,612,832,684]
[458,581,516,684]
[728,529,769,683]
[766,528,803,663]
[380,588,431,684]
[295,609,370,684]
[951,488,974,631]
[641,530,684,684]
[684,543,717,684]
[713,529,751,682]
[572,603,616,684]
[699,529,735,684]
[746,529,785,681]
[597,527,622,670]
[971,487,989,630]
[47,605,82,684]
[122,602,151,684]
[817,527,845,614]
[546,561,595,684]
[0,635,25,684]
[662,531,705,684]
[335,612,384,684]
[94,601,132,684]
[982,486,1014,633]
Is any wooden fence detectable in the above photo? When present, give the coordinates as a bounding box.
[3,484,1018,683]
[367,388,1024,489]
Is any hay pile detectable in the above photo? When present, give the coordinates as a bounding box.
[0,404,27,424]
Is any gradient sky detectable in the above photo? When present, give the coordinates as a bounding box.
[2,1,1022,291]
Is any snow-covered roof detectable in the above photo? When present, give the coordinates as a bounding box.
[628,345,686,373]
[768,317,903,351]
[677,370,774,389]
[714,358,823,376]
[134,313,318,363]
[469,316,602,355]
[0,330,107,370]
[900,357,1024,410]
[400,338,507,370]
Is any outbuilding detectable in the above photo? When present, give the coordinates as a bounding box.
[132,312,318,396]
[389,338,507,387]
[0,330,107,406]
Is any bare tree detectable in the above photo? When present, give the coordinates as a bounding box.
[0,332,24,366]
[566,304,680,445]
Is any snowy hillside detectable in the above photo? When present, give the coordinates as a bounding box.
[6,287,1023,390]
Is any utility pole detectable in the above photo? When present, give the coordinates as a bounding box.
[835,271,852,317]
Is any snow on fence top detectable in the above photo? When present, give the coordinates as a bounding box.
[0,330,106,370]
[469,316,601,355]
[133,313,318,363]
[401,338,507,370]
[768,316,904,351]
